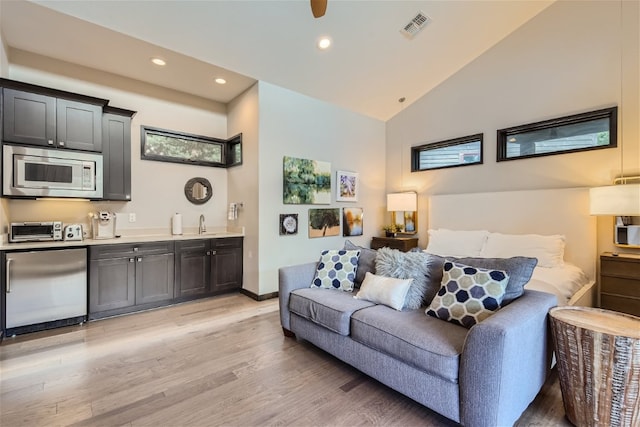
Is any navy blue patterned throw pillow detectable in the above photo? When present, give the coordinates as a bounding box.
[311,249,361,291]
[426,261,509,328]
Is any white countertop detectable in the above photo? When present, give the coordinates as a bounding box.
[0,231,244,251]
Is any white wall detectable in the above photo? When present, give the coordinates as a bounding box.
[257,81,386,294]
[0,2,8,78]
[227,84,260,295]
[386,0,640,256]
[6,51,230,235]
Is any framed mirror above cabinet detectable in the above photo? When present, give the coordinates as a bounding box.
[184,177,212,205]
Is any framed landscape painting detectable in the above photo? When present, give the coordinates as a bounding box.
[308,208,340,238]
[342,207,363,237]
[283,156,331,204]
[336,170,359,202]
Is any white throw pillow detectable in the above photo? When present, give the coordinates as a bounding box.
[354,272,412,311]
[481,232,565,268]
[425,229,489,257]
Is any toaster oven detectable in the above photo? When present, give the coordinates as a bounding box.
[10,221,63,243]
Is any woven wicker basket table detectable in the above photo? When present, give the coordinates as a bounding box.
[549,306,640,426]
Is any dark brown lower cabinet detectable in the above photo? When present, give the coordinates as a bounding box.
[89,241,174,319]
[90,238,243,319]
[211,238,243,293]
[175,239,211,298]
[175,237,243,298]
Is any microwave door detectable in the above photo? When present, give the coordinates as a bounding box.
[14,155,84,190]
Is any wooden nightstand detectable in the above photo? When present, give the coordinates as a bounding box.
[371,236,418,252]
[600,252,640,317]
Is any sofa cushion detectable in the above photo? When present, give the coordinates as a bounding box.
[450,256,537,304]
[289,288,375,336]
[344,240,376,287]
[426,261,509,328]
[311,249,361,291]
[354,272,412,311]
[351,304,468,383]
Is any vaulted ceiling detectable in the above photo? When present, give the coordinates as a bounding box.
[1,0,554,121]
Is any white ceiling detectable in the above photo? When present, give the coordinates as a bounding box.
[1,0,554,121]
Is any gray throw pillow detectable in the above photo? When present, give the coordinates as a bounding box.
[344,240,376,287]
[449,256,538,304]
[375,247,440,309]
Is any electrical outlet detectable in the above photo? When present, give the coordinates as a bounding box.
[129,213,136,223]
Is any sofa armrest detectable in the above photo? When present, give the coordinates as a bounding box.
[459,290,557,427]
[278,262,318,332]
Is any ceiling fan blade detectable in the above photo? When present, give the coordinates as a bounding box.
[310,0,327,18]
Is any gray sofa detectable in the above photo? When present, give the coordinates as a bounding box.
[279,261,557,427]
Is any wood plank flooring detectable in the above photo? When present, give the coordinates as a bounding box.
[1,293,571,426]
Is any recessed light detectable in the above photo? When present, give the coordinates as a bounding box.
[214,77,227,85]
[151,57,166,66]
[317,36,332,50]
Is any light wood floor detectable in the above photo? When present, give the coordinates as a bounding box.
[1,293,571,426]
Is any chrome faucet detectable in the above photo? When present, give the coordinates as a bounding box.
[199,214,206,234]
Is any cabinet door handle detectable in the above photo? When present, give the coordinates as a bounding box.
[211,250,217,256]
[137,257,142,262]
[48,140,54,145]
[133,247,139,252]
[129,258,134,263]
[6,259,12,293]
[59,141,65,147]
[206,251,211,256]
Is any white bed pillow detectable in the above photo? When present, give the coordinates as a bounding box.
[354,272,412,311]
[525,263,591,305]
[481,232,566,268]
[425,229,489,257]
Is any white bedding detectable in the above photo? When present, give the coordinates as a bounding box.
[524,263,592,306]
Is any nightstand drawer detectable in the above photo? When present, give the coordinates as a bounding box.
[601,276,640,298]
[601,258,640,279]
[371,237,418,252]
[600,294,640,317]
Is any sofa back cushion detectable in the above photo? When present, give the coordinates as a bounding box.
[344,240,376,287]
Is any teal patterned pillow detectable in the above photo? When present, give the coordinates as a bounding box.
[311,249,361,291]
[426,261,509,328]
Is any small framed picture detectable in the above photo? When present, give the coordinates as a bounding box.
[336,170,359,202]
[279,214,298,235]
[309,208,340,238]
[343,207,363,237]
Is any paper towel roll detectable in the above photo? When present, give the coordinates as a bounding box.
[172,213,183,235]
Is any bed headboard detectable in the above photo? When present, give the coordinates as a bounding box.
[428,187,596,279]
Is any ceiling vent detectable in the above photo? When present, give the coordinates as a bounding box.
[400,11,431,39]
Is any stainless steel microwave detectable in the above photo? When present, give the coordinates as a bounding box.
[2,145,103,199]
[616,225,640,246]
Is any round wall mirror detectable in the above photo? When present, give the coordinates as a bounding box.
[184,177,213,204]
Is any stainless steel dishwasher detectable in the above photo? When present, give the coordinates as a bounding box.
[5,248,87,335]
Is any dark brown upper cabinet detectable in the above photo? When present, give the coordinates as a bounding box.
[102,106,136,201]
[2,79,108,153]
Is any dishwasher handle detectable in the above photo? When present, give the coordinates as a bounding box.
[6,258,12,293]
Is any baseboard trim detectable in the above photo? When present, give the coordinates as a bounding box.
[240,289,279,301]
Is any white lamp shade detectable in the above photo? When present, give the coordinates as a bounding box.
[589,184,640,215]
[387,192,417,212]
